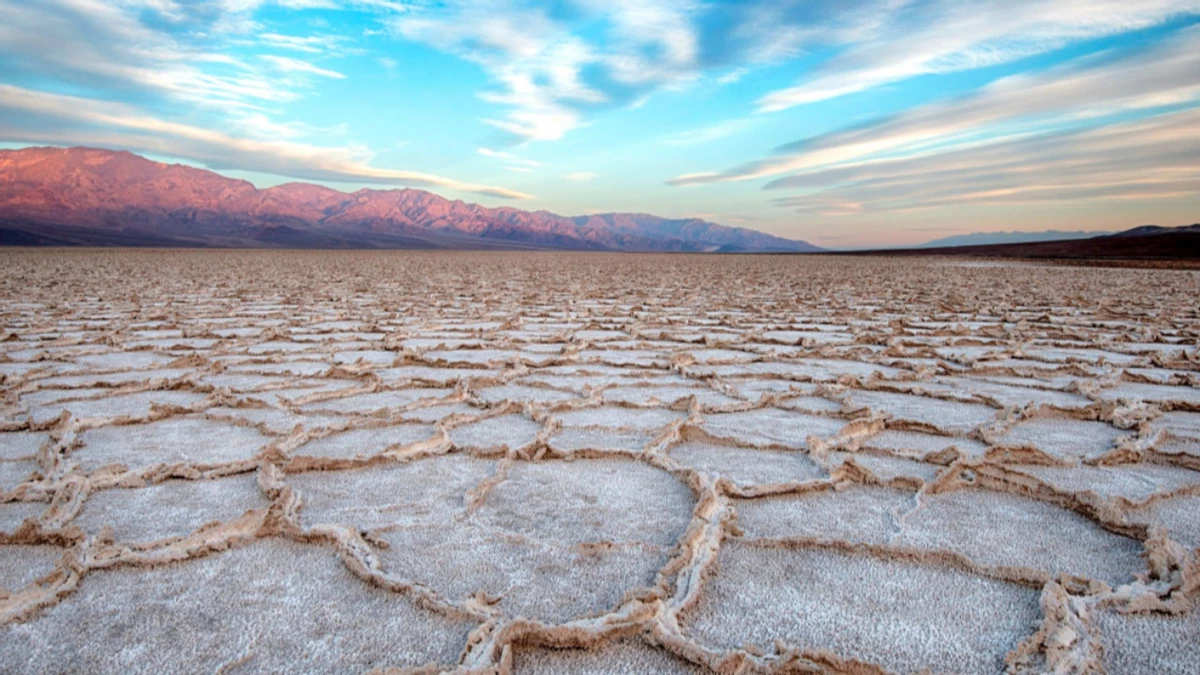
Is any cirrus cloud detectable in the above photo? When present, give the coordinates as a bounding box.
[0,84,534,199]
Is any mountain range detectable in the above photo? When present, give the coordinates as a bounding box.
[0,147,820,252]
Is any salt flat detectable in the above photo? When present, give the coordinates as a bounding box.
[1,249,1198,674]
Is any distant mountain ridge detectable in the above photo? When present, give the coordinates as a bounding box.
[1098,224,1200,238]
[0,147,821,252]
[914,229,1111,248]
[831,223,1200,262]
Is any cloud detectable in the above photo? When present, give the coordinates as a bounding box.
[386,0,796,142]
[260,55,346,79]
[0,0,294,109]
[258,32,352,55]
[671,28,1200,187]
[276,0,341,9]
[767,108,1200,212]
[755,0,1200,112]
[385,1,1200,143]
[478,146,542,166]
[0,0,527,201]
[0,85,533,200]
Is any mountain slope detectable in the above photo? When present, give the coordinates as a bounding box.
[0,147,821,252]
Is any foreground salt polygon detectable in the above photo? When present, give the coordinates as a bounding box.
[1,250,1198,674]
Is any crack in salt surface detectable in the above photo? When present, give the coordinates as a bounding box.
[1,250,1199,674]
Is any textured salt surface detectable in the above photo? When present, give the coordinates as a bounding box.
[672,442,826,486]
[0,501,45,533]
[29,390,208,425]
[0,540,476,672]
[0,432,46,460]
[2,250,1198,673]
[1010,463,1200,504]
[1094,609,1200,674]
[900,489,1145,585]
[862,429,990,459]
[996,417,1128,460]
[0,545,62,591]
[448,414,543,450]
[548,427,653,453]
[295,456,692,622]
[293,424,436,459]
[555,406,684,431]
[701,408,845,448]
[847,390,998,433]
[683,543,1041,675]
[735,486,914,540]
[75,417,270,471]
[829,451,944,484]
[71,474,266,543]
[0,458,39,492]
[290,455,496,532]
[1130,495,1200,550]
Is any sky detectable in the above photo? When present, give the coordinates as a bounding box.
[0,1,1198,248]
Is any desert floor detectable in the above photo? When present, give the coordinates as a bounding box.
[1,250,1198,674]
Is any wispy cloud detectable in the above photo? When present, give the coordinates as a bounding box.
[384,1,1200,143]
[0,0,530,200]
[671,28,1200,189]
[386,0,815,142]
[478,146,542,167]
[756,0,1200,112]
[769,109,1200,212]
[257,32,352,55]
[0,85,533,199]
[0,0,293,110]
[260,55,346,79]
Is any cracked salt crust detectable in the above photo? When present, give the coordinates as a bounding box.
[293,424,437,460]
[735,485,915,541]
[74,416,269,472]
[448,414,543,451]
[2,250,1199,673]
[1129,494,1200,550]
[701,408,846,448]
[847,390,999,434]
[1095,607,1200,674]
[71,474,266,544]
[996,417,1128,461]
[601,385,739,407]
[671,442,827,487]
[555,406,685,431]
[548,427,653,453]
[1010,462,1200,504]
[0,540,477,673]
[0,544,62,592]
[900,488,1146,586]
[27,390,209,425]
[682,543,1041,675]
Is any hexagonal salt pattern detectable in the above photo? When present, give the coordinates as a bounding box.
[2,250,1198,673]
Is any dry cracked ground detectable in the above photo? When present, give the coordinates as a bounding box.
[1,250,1199,675]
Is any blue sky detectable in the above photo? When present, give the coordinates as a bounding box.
[0,0,1197,247]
